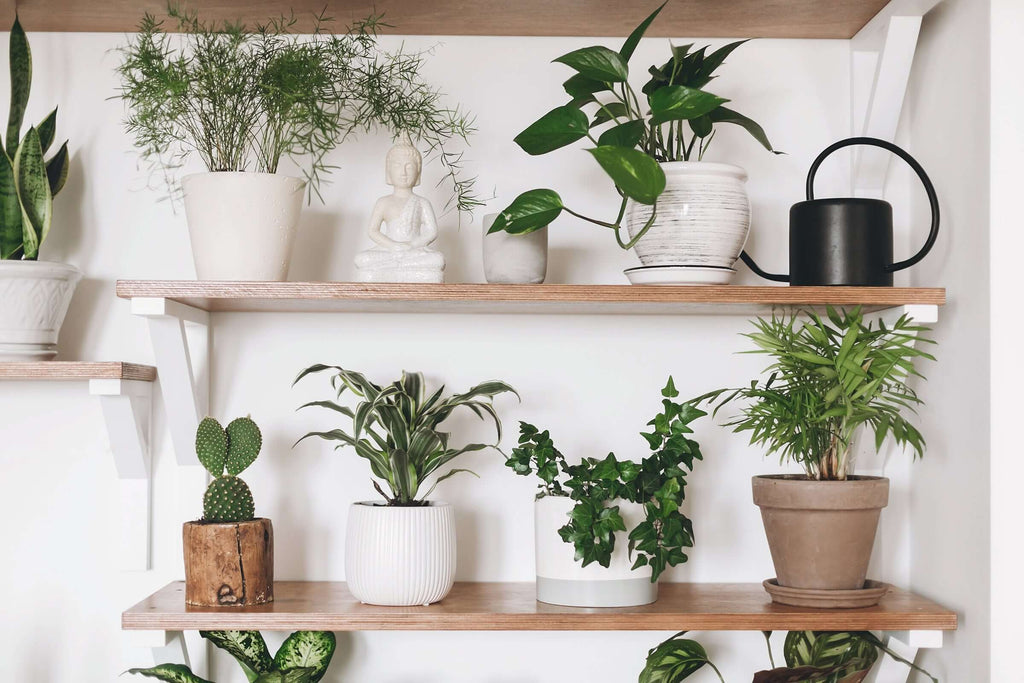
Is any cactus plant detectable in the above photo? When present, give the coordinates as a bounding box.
[196,416,262,523]
[1,16,70,261]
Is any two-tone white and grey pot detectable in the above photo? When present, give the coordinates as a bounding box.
[182,172,306,281]
[535,495,657,607]
[0,260,81,360]
[345,501,456,606]
[624,161,751,285]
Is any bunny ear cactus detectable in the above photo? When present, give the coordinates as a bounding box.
[0,16,71,261]
[196,416,262,523]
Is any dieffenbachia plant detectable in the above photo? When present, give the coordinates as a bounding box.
[504,377,706,582]
[488,2,776,249]
[128,630,337,683]
[1,16,70,260]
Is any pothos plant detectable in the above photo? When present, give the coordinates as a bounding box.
[695,307,935,481]
[488,1,776,249]
[129,629,336,683]
[504,377,705,581]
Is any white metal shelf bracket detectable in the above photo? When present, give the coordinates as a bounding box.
[873,630,942,683]
[89,377,153,571]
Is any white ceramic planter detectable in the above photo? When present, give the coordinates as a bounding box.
[481,213,548,284]
[182,172,306,281]
[345,501,456,606]
[625,161,750,275]
[535,495,657,607]
[0,260,81,360]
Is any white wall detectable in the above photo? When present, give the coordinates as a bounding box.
[0,14,980,681]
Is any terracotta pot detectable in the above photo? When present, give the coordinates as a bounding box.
[752,475,889,590]
[183,518,274,607]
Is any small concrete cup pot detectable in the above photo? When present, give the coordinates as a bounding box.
[752,475,890,593]
[481,212,548,284]
[345,501,456,606]
[534,495,657,607]
[183,517,274,607]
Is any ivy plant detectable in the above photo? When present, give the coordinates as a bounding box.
[488,1,777,249]
[504,377,705,582]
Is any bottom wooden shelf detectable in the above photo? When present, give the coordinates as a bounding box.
[122,582,957,632]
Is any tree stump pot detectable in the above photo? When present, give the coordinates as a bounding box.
[183,517,274,607]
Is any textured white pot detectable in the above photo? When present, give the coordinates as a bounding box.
[345,501,456,606]
[182,172,306,281]
[0,260,81,360]
[481,213,548,284]
[535,495,657,607]
[625,161,751,269]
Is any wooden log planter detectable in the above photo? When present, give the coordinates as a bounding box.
[183,518,274,607]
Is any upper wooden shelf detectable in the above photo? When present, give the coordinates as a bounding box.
[6,0,890,39]
[0,362,156,382]
[123,581,957,632]
[115,280,945,316]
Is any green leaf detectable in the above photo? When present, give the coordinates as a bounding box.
[253,671,314,683]
[489,189,564,235]
[696,40,749,85]
[200,631,273,682]
[6,16,30,159]
[13,126,51,259]
[586,146,666,205]
[620,1,667,61]
[126,664,215,683]
[553,45,628,82]
[648,86,729,125]
[45,140,68,196]
[597,120,645,148]
[709,106,777,152]
[0,151,22,258]
[563,73,609,99]
[590,102,629,128]
[37,107,56,155]
[272,631,336,683]
[689,115,713,138]
[639,636,712,683]
[513,105,590,156]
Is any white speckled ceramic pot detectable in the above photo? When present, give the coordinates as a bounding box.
[182,172,305,281]
[625,161,751,274]
[0,260,80,360]
[345,501,456,606]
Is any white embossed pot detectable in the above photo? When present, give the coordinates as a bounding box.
[535,495,657,607]
[0,260,81,360]
[624,161,750,281]
[182,172,305,281]
[345,501,456,606]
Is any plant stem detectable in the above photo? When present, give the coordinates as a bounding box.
[614,203,658,250]
[707,661,727,683]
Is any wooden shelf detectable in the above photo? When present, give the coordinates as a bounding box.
[122,581,957,632]
[0,361,156,382]
[7,0,891,39]
[116,281,945,316]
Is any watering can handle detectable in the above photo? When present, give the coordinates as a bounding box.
[806,136,940,273]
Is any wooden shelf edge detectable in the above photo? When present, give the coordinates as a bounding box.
[0,361,157,382]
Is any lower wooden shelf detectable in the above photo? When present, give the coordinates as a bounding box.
[122,581,957,632]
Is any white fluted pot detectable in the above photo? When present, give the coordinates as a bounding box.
[345,501,456,606]
[182,172,306,281]
[535,495,657,607]
[0,261,81,360]
[625,161,750,276]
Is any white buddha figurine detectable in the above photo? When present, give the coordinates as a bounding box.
[354,133,445,283]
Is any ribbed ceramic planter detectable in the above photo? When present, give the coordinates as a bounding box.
[535,495,657,607]
[481,213,548,284]
[0,260,81,360]
[625,161,750,270]
[182,172,305,281]
[752,475,890,591]
[345,501,456,606]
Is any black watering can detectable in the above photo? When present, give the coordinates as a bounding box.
[739,137,939,286]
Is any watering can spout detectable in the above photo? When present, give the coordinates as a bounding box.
[739,251,790,283]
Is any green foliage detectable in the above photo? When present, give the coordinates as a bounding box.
[130,630,334,683]
[1,16,71,260]
[195,416,262,522]
[505,377,706,581]
[640,632,725,683]
[295,366,517,505]
[753,631,938,683]
[696,307,935,480]
[491,2,776,249]
[116,6,478,215]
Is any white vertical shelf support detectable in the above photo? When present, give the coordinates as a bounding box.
[871,631,943,683]
[90,377,153,571]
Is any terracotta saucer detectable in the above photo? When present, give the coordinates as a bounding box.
[763,579,890,609]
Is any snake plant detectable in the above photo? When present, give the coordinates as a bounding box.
[1,16,70,261]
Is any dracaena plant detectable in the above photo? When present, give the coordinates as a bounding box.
[695,307,935,481]
[129,629,336,683]
[1,16,71,260]
[504,377,705,581]
[488,1,776,249]
[295,365,517,505]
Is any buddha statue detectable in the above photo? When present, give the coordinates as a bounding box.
[354,134,445,283]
